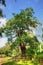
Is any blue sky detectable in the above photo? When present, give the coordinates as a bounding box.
[2,0,43,24]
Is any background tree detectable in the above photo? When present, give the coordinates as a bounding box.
[0,0,6,6]
[0,43,11,56]
[0,27,4,37]
[0,8,3,17]
[42,27,43,42]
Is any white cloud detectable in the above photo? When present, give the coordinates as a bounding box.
[0,37,7,48]
[0,17,7,48]
[0,17,6,27]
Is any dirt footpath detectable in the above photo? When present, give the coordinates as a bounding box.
[0,58,3,65]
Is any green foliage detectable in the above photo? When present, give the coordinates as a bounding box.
[0,7,40,58]
[0,9,3,17]
[0,27,4,37]
[5,7,39,35]
[37,52,43,59]
[32,60,40,65]
[0,43,12,56]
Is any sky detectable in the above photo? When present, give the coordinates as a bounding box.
[0,0,43,47]
[2,0,43,23]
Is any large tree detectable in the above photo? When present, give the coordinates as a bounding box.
[4,7,40,57]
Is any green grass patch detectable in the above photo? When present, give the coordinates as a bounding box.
[2,57,40,65]
[2,60,34,65]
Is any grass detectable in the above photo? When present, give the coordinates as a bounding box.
[1,57,34,65]
[2,60,34,65]
[2,57,41,65]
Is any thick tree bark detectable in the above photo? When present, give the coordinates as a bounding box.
[20,43,26,57]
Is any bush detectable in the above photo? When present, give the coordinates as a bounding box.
[33,60,40,65]
[37,52,43,59]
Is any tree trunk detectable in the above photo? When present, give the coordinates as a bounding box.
[17,30,26,57]
[20,43,26,57]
